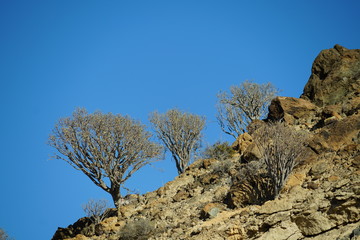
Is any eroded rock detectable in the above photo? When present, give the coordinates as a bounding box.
[301,44,360,107]
[268,96,318,127]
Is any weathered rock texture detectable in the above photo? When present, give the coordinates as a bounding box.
[52,45,360,240]
[301,44,360,107]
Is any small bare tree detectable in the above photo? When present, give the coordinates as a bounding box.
[0,228,8,240]
[82,199,111,224]
[253,121,308,198]
[149,109,206,174]
[217,80,278,138]
[48,108,163,208]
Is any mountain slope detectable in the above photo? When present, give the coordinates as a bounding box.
[53,45,360,240]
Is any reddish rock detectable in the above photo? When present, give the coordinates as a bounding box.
[200,202,224,219]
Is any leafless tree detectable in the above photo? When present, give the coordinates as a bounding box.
[82,199,111,224]
[217,80,278,138]
[149,109,206,174]
[0,228,13,240]
[0,228,8,240]
[48,108,163,208]
[253,121,308,198]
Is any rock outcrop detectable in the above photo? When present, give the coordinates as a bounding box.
[52,45,360,240]
[301,44,360,107]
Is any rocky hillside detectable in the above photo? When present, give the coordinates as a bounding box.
[52,45,360,240]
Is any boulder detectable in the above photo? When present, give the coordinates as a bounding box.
[231,132,253,154]
[173,189,191,202]
[309,113,360,153]
[200,202,224,219]
[301,44,360,107]
[292,211,334,236]
[267,96,318,127]
[51,217,93,240]
[241,142,261,163]
[309,161,330,179]
[231,132,261,162]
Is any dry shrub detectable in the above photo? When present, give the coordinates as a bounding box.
[226,160,273,208]
[82,199,111,224]
[239,160,274,205]
[202,141,236,161]
[118,219,155,240]
[226,122,309,208]
[253,121,309,198]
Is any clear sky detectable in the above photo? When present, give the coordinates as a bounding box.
[0,1,359,239]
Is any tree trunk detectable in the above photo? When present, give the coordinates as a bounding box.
[110,183,121,209]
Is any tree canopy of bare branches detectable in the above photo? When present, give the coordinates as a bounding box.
[0,228,9,240]
[253,121,308,198]
[149,109,206,174]
[48,108,163,207]
[217,80,278,138]
[82,199,111,224]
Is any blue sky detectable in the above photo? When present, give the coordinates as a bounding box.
[0,1,359,239]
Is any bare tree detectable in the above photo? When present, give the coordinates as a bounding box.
[0,228,8,240]
[253,121,308,198]
[0,228,13,240]
[217,80,278,138]
[48,108,163,208]
[216,102,244,139]
[82,199,111,224]
[149,109,206,174]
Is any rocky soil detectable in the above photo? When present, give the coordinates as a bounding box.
[52,45,360,240]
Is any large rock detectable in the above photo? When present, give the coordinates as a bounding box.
[200,202,224,219]
[309,113,360,153]
[301,44,360,107]
[231,132,261,162]
[267,96,318,127]
[231,132,253,154]
[52,218,94,240]
[292,211,334,236]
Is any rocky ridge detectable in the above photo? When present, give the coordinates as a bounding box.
[52,45,360,240]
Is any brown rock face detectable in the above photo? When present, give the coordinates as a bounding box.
[232,132,261,162]
[301,44,360,107]
[268,96,318,126]
[309,113,360,153]
[231,132,253,154]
